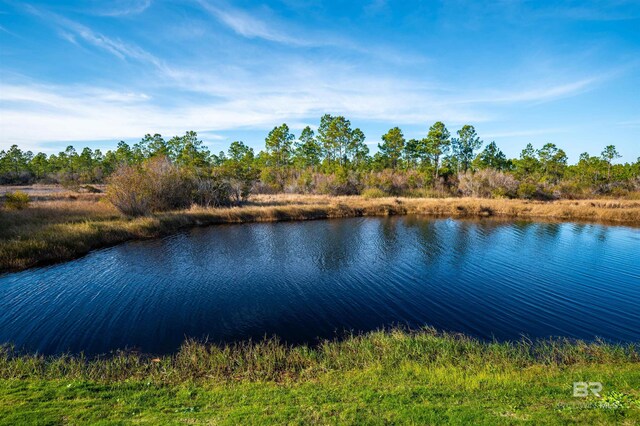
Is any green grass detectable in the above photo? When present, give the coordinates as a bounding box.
[2,329,639,424]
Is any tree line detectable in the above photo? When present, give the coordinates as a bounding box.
[2,115,639,202]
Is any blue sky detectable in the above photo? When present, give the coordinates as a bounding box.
[1,0,639,161]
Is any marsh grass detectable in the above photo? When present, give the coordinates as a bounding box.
[2,193,640,272]
[1,329,639,424]
[1,328,638,384]
[2,191,30,210]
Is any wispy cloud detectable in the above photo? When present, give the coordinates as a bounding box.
[25,5,168,72]
[193,0,430,67]
[457,77,602,105]
[0,23,20,38]
[89,0,153,17]
[0,71,489,151]
[195,0,309,46]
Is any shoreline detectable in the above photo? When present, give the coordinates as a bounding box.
[1,328,639,423]
[2,194,640,273]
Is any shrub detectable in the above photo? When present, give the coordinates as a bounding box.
[361,188,387,199]
[106,156,193,216]
[535,183,557,200]
[227,177,251,204]
[3,191,30,210]
[313,171,361,196]
[554,181,592,200]
[58,172,81,190]
[252,180,280,194]
[517,182,538,199]
[365,170,415,196]
[335,169,362,195]
[193,173,231,207]
[293,169,314,194]
[405,170,426,191]
[458,170,518,198]
[106,165,150,216]
[312,173,336,195]
[258,167,284,192]
[0,171,34,185]
[282,173,312,194]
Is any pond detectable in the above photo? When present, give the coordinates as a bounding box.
[1,217,639,355]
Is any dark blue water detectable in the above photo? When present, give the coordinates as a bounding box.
[1,217,639,355]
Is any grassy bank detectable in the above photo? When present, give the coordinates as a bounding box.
[1,329,639,424]
[2,192,640,272]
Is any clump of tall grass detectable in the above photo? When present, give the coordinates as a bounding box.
[1,328,637,384]
[2,191,30,210]
[361,188,388,199]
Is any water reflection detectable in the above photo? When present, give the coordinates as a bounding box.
[0,216,639,356]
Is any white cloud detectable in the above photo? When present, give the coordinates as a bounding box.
[453,77,602,105]
[89,0,153,17]
[0,74,489,152]
[192,0,378,53]
[195,0,308,46]
[26,5,167,70]
[2,4,621,151]
[2,63,607,151]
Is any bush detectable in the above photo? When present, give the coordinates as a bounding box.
[252,180,280,194]
[405,170,427,190]
[458,170,518,198]
[193,173,232,207]
[554,181,591,199]
[3,191,30,210]
[106,156,193,216]
[0,171,34,185]
[314,173,339,195]
[517,182,538,199]
[361,188,387,199]
[365,170,409,196]
[292,169,314,194]
[106,165,151,216]
[227,177,250,204]
[313,171,361,196]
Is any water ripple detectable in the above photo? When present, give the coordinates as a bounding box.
[1,216,639,355]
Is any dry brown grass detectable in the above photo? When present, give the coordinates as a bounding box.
[0,184,106,198]
[2,192,640,272]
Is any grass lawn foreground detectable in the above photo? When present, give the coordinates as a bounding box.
[1,330,639,424]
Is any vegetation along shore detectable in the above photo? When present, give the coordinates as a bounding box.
[1,328,639,424]
[0,191,639,272]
